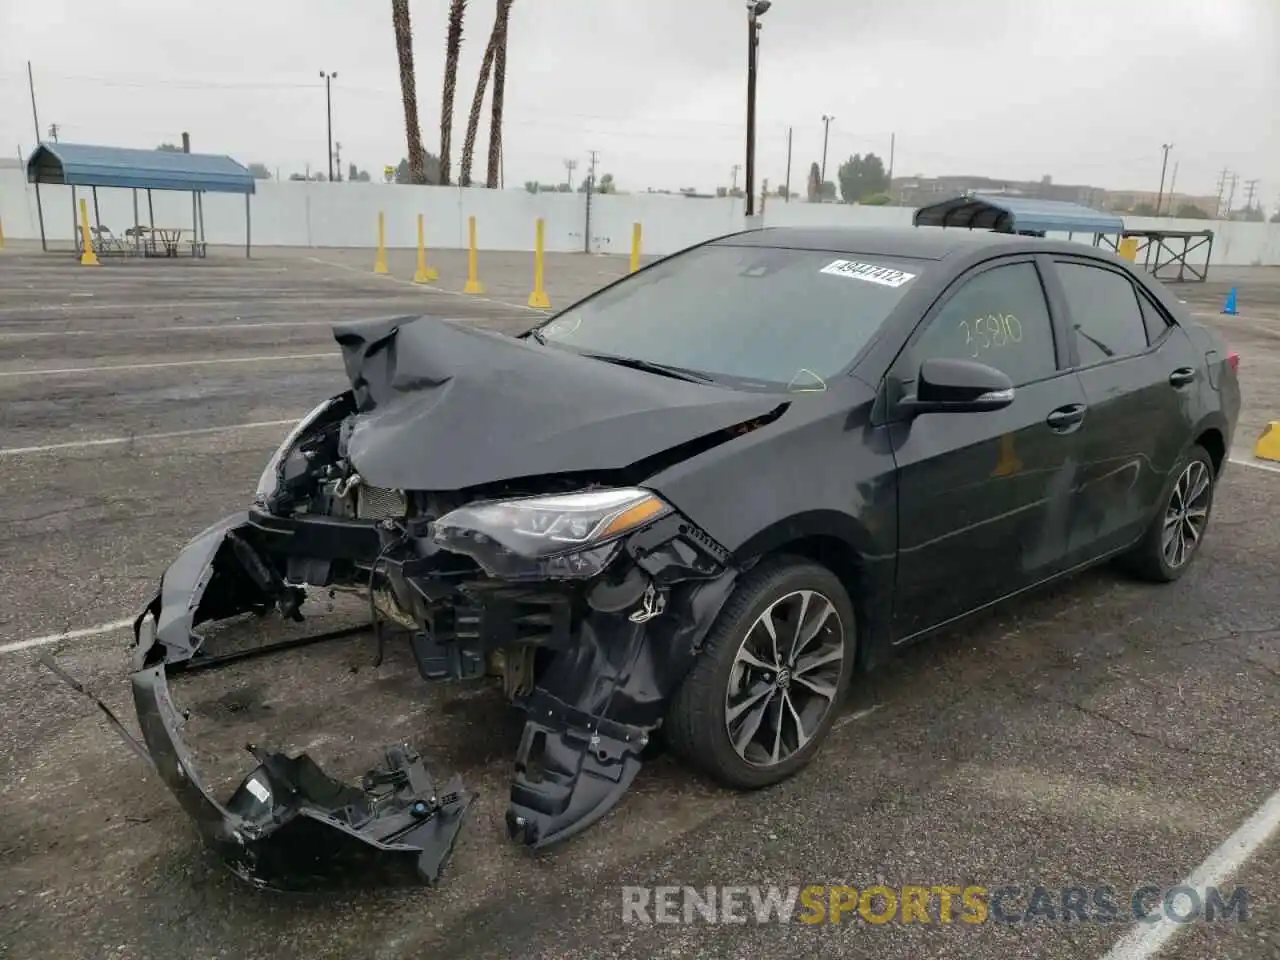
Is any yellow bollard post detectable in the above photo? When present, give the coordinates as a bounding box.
[527,218,552,309]
[629,222,642,273]
[1117,237,1139,263]
[78,198,100,266]
[0,212,6,250]
[463,215,485,294]
[413,213,439,283]
[373,211,389,274]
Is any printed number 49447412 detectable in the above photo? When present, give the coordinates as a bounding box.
[959,314,1022,357]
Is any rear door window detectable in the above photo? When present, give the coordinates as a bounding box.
[1138,293,1172,345]
[1054,262,1149,365]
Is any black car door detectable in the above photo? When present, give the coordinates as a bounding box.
[1042,257,1201,563]
[885,256,1087,640]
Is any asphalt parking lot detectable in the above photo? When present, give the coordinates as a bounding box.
[0,245,1277,960]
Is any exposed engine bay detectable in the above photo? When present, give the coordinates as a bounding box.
[56,315,791,891]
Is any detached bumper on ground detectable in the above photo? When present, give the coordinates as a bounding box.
[125,501,736,890]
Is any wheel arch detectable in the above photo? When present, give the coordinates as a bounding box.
[731,511,884,670]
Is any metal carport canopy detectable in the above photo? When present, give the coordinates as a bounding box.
[25,142,256,194]
[913,193,1123,234]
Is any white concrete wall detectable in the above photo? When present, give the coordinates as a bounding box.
[1,167,1276,266]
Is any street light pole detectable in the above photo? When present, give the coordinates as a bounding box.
[320,70,338,182]
[744,0,770,219]
[1155,142,1173,217]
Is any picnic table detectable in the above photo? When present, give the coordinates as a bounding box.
[147,226,186,257]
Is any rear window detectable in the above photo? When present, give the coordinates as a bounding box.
[535,243,927,389]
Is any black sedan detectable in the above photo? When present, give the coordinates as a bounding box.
[123,225,1240,890]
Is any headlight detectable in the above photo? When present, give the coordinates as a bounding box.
[254,398,343,502]
[431,487,672,580]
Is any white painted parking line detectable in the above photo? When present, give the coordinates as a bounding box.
[1228,455,1280,475]
[0,618,135,655]
[1098,787,1280,960]
[832,704,881,730]
[0,353,334,378]
[0,419,299,457]
[0,319,341,339]
[0,317,490,340]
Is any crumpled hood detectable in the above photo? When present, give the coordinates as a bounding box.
[331,315,785,491]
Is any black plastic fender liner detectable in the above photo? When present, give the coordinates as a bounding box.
[131,662,475,891]
[505,569,739,848]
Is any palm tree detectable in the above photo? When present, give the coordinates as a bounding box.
[459,24,497,187]
[391,0,429,184]
[485,0,513,189]
[439,0,468,186]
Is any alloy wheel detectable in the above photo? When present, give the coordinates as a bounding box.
[1162,459,1212,569]
[724,589,846,767]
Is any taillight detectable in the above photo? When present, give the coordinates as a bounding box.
[1227,352,1239,373]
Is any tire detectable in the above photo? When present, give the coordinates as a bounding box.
[665,556,857,790]
[1117,444,1217,583]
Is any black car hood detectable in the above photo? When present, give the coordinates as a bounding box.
[331,315,786,491]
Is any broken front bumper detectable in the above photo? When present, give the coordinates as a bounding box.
[126,507,736,888]
[128,514,475,891]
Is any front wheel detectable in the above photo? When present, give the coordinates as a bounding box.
[1118,444,1216,582]
[665,557,856,790]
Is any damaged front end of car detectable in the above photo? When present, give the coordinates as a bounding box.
[118,316,775,890]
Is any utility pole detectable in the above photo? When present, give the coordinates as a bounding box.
[27,61,42,144]
[1214,167,1231,218]
[319,70,337,182]
[46,123,59,143]
[731,164,741,191]
[563,158,577,191]
[334,141,343,181]
[1225,173,1239,217]
[583,149,599,254]
[1243,178,1260,214]
[887,132,896,200]
[1166,161,1178,211]
[1155,143,1173,217]
[760,178,768,217]
[820,114,834,187]
[744,0,770,219]
[784,126,793,203]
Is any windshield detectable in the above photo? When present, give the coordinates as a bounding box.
[532,243,927,390]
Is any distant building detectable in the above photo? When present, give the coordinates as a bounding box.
[891,174,1104,208]
[1103,189,1219,216]
[890,173,1219,216]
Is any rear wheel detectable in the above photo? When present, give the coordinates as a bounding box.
[665,557,856,789]
[1118,444,1216,582]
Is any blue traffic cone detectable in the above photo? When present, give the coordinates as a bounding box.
[1222,288,1238,315]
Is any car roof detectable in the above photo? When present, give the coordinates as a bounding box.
[711,225,1065,261]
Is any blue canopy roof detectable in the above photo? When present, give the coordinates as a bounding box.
[26,142,255,194]
[913,193,1123,234]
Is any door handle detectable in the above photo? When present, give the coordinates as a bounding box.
[1169,367,1196,388]
[1046,403,1087,432]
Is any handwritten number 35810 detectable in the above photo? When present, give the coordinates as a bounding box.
[959,314,1022,357]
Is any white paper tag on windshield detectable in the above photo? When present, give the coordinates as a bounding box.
[820,260,916,288]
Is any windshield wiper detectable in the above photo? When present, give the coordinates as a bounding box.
[582,353,716,384]
[527,327,547,344]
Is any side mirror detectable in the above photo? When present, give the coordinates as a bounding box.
[899,357,1014,416]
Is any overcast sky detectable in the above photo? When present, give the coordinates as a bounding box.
[1,0,1276,201]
